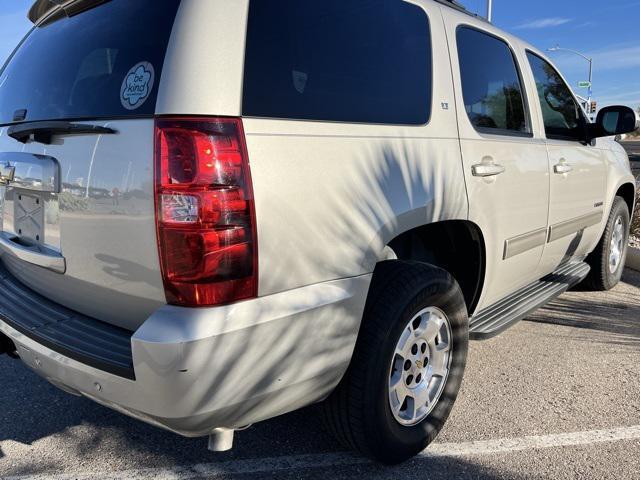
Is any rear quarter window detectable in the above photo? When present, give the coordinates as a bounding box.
[0,0,181,125]
[242,0,432,125]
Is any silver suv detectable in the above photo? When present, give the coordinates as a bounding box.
[0,0,637,464]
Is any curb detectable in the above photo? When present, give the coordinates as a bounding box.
[627,246,640,272]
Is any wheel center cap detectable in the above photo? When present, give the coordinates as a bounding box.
[415,359,424,369]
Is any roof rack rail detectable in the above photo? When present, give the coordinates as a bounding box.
[432,0,490,23]
[435,0,467,10]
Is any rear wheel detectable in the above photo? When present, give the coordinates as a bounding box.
[323,261,468,464]
[583,196,630,291]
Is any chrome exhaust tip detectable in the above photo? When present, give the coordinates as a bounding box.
[208,428,235,452]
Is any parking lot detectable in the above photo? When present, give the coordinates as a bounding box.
[1,267,639,479]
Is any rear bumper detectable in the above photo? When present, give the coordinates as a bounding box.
[0,274,370,436]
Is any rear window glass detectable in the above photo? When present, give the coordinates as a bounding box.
[0,0,181,125]
[242,0,432,125]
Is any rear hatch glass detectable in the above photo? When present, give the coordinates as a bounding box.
[0,0,180,124]
[0,0,181,331]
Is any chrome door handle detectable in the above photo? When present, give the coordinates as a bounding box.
[553,162,573,174]
[472,163,506,177]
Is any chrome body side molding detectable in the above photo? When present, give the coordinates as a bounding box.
[503,228,547,260]
[548,211,603,243]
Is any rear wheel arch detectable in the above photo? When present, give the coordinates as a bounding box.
[386,220,486,316]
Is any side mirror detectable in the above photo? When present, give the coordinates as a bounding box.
[589,105,639,140]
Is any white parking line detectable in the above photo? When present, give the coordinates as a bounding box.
[6,425,640,480]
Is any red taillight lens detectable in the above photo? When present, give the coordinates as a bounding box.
[154,117,257,307]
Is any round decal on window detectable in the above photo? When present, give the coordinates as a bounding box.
[120,61,155,110]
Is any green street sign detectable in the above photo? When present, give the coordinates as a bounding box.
[578,81,592,88]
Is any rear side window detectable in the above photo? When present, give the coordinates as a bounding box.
[526,52,586,142]
[0,0,181,125]
[457,27,528,135]
[242,0,432,125]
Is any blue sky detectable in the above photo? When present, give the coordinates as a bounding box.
[463,0,640,111]
[0,0,638,111]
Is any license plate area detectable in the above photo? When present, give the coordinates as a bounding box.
[0,152,62,252]
[14,192,45,245]
[2,188,59,250]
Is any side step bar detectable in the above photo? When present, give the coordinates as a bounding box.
[469,261,590,340]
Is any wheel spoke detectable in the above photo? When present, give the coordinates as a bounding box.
[429,352,448,378]
[436,337,451,353]
[411,312,429,336]
[389,354,405,388]
[423,314,444,342]
[412,383,430,410]
[404,395,416,421]
[389,383,409,413]
[395,326,412,356]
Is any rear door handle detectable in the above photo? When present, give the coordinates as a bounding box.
[553,161,573,174]
[472,163,506,177]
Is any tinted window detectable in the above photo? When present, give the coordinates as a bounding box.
[527,52,586,141]
[242,0,432,125]
[457,27,528,134]
[0,0,181,124]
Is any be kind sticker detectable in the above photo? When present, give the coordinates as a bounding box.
[120,61,155,110]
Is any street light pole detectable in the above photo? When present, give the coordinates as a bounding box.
[486,0,493,22]
[587,56,593,104]
[548,45,594,105]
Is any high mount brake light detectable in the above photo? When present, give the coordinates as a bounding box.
[154,117,257,307]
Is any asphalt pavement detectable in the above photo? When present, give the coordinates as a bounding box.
[1,268,639,479]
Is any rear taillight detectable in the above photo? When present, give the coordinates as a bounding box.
[154,117,257,307]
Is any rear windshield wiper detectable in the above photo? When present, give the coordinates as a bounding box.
[7,121,116,144]
[29,0,113,26]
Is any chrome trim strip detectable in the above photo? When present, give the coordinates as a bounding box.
[0,152,61,193]
[0,232,66,273]
[548,211,603,243]
[503,227,547,260]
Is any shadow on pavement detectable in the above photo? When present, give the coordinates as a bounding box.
[0,355,516,479]
[525,269,640,347]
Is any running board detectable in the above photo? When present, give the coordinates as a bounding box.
[469,261,590,340]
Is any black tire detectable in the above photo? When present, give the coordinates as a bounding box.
[582,196,630,291]
[322,260,469,464]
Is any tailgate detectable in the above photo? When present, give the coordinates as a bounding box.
[0,0,182,330]
[0,121,163,330]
